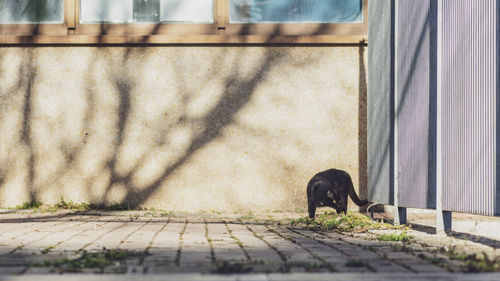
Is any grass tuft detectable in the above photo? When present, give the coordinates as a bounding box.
[290,211,407,232]
[12,201,43,210]
[377,231,414,242]
[8,198,175,213]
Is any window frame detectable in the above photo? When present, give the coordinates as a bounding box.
[0,0,75,35]
[74,0,220,35]
[224,0,368,36]
[0,0,368,44]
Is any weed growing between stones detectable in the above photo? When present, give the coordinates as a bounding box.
[224,222,251,261]
[41,245,55,254]
[211,260,253,274]
[345,260,367,268]
[377,231,415,242]
[413,245,500,273]
[443,248,500,272]
[175,219,188,266]
[12,201,43,210]
[34,249,136,273]
[9,198,174,215]
[237,212,255,222]
[48,197,95,212]
[280,261,332,273]
[289,211,407,232]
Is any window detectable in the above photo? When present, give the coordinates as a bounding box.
[0,0,64,23]
[0,0,367,44]
[224,0,366,36]
[229,0,363,23]
[0,0,69,36]
[76,0,217,35]
[79,0,214,23]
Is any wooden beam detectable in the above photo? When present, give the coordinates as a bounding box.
[0,34,367,45]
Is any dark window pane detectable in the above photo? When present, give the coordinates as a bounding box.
[230,0,363,23]
[0,0,64,23]
[134,0,160,22]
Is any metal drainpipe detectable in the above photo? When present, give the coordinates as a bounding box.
[393,0,407,226]
[436,0,452,235]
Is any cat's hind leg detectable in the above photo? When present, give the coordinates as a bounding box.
[339,190,349,213]
[308,202,317,219]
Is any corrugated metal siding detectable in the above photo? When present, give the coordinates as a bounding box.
[441,0,497,216]
[497,0,500,216]
[396,0,437,209]
[367,0,394,205]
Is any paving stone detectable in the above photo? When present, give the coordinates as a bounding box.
[23,267,55,274]
[85,220,150,252]
[0,221,66,246]
[291,229,411,273]
[207,223,247,262]
[0,266,26,274]
[119,220,166,251]
[179,222,212,267]
[56,216,127,252]
[0,211,498,277]
[146,221,184,269]
[249,225,322,267]
[13,217,100,255]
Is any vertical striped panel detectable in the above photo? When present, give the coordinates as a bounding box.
[497,0,500,216]
[441,0,497,216]
[396,0,437,209]
[367,0,394,204]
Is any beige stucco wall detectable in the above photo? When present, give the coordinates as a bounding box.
[0,46,367,212]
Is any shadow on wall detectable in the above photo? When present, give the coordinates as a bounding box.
[0,27,366,212]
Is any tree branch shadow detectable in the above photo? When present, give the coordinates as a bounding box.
[113,47,283,207]
[0,16,367,212]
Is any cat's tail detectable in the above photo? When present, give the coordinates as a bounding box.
[346,175,369,206]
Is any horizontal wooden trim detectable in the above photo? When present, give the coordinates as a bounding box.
[225,23,367,36]
[0,24,69,36]
[0,34,367,45]
[74,23,219,35]
[0,0,369,44]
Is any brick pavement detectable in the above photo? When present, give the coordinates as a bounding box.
[0,210,498,279]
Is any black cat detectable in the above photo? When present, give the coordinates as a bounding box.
[307,169,369,218]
